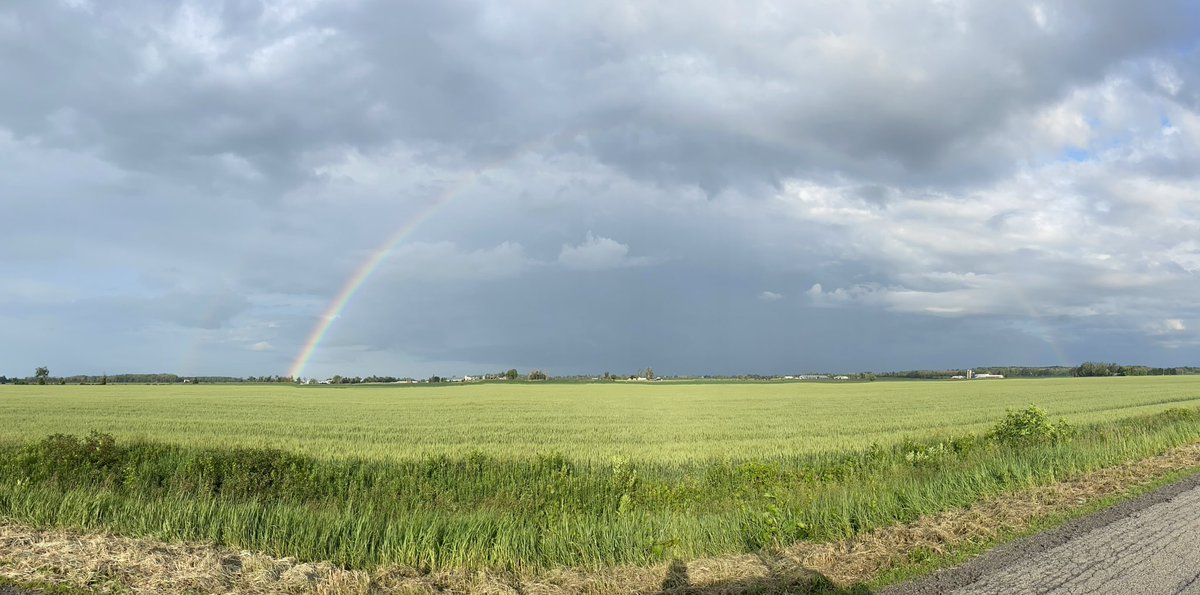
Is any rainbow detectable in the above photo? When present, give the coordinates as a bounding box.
[287,135,568,379]
[288,131,1074,379]
[287,173,480,380]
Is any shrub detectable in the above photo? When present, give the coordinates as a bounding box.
[184,446,317,499]
[988,405,1073,444]
[15,431,124,483]
[1159,407,1197,421]
[903,441,950,466]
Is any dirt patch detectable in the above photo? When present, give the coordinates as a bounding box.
[2,443,1199,594]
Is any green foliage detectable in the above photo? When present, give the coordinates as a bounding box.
[987,405,1074,444]
[184,447,318,500]
[1159,407,1197,421]
[1072,361,1180,377]
[1,404,1198,571]
[15,431,123,484]
[527,369,548,380]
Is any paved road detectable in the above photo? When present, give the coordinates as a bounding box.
[0,587,38,595]
[888,472,1200,595]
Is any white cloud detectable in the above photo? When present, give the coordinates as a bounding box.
[250,341,275,351]
[779,76,1200,327]
[59,0,94,13]
[1147,319,1188,336]
[558,233,650,271]
[1144,318,1198,349]
[758,291,783,301]
[1151,61,1182,96]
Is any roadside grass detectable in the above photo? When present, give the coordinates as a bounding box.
[868,467,1200,592]
[2,406,1200,571]
[1,441,1199,594]
[867,458,1200,591]
[0,575,100,595]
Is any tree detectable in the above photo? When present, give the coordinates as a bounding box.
[100,375,107,385]
[1072,362,1120,377]
[644,367,654,380]
[528,370,548,381]
[505,368,519,380]
[35,366,49,385]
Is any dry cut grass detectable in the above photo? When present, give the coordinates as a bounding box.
[3,442,1198,595]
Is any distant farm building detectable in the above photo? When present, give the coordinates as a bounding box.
[951,370,1005,380]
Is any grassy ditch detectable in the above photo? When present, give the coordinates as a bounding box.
[0,406,1199,571]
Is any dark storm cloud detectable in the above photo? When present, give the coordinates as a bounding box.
[6,1,1193,193]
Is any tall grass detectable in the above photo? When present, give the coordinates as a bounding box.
[1,406,1199,570]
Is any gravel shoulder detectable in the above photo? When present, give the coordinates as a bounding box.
[885,471,1200,595]
[0,586,40,595]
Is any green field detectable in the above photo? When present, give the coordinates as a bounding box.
[2,377,1199,461]
[2,377,1200,571]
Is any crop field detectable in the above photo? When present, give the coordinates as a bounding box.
[2,377,1199,461]
[2,377,1200,572]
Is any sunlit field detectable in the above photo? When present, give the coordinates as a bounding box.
[2,377,1200,570]
[2,377,1199,461]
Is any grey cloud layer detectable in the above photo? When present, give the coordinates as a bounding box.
[1,0,1197,376]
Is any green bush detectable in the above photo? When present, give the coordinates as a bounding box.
[184,446,317,500]
[988,405,1074,444]
[1159,407,1197,421]
[13,431,124,484]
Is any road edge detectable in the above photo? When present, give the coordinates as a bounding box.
[882,469,1200,595]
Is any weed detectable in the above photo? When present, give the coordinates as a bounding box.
[988,405,1074,444]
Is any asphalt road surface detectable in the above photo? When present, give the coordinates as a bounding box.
[888,472,1200,595]
[0,587,37,595]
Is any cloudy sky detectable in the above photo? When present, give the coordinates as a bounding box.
[2,1,1199,378]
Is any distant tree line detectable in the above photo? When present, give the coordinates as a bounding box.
[326,375,414,384]
[883,367,1077,379]
[879,365,1196,380]
[0,372,294,385]
[1069,362,1187,377]
[4,364,1196,386]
